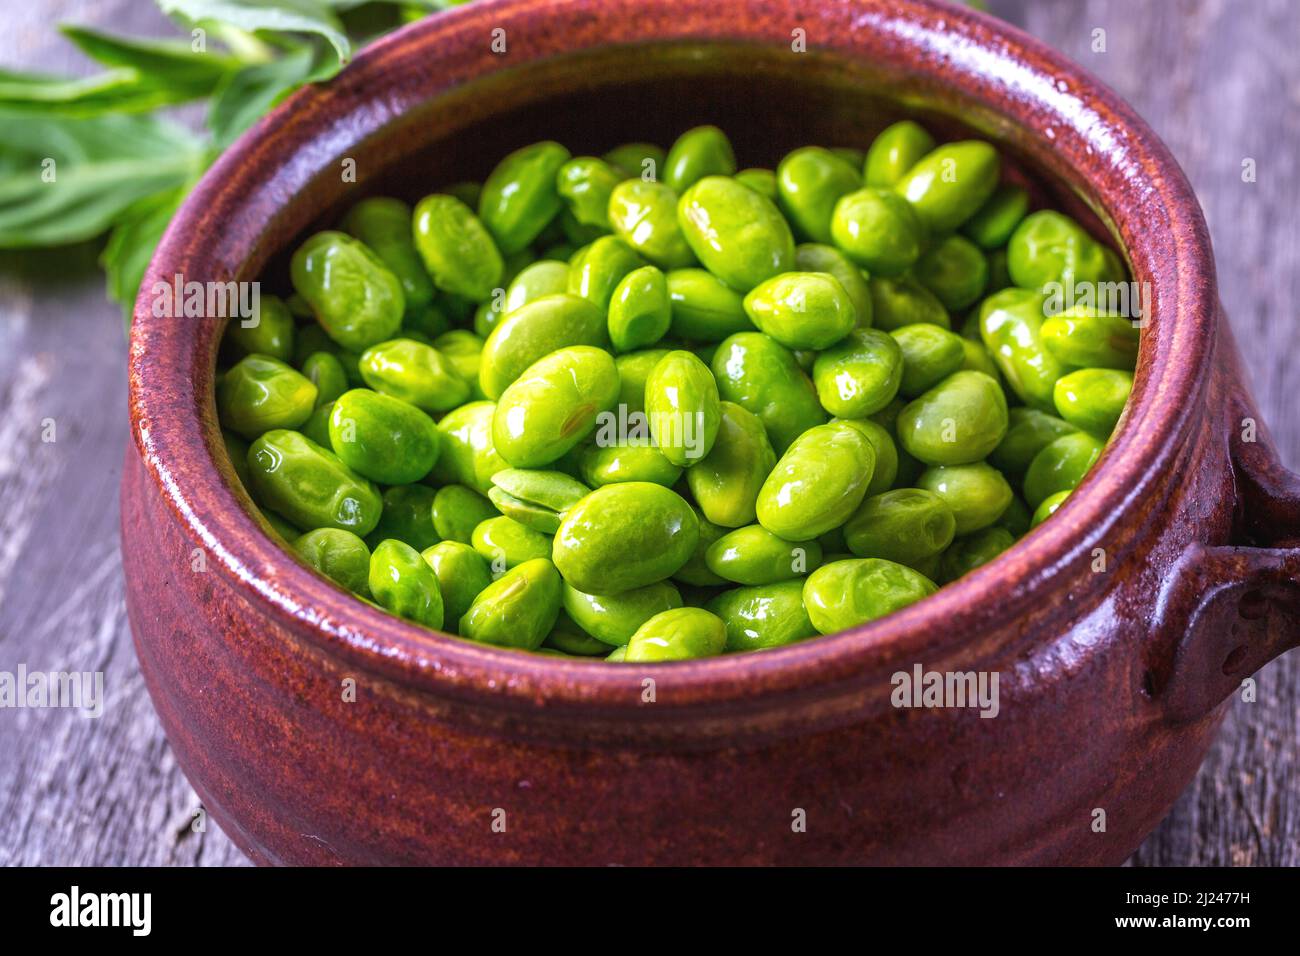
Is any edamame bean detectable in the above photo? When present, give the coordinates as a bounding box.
[1041,307,1139,369]
[869,274,951,331]
[604,142,666,180]
[478,141,571,254]
[217,354,317,439]
[777,146,862,244]
[358,337,471,414]
[962,183,1029,250]
[421,540,492,627]
[864,120,936,188]
[575,441,683,488]
[938,527,1016,583]
[706,524,823,585]
[742,271,856,350]
[1023,431,1104,508]
[979,288,1070,411]
[894,141,1000,233]
[432,484,499,543]
[552,483,699,593]
[328,388,440,484]
[412,195,504,303]
[734,167,778,200]
[665,268,752,341]
[706,580,817,651]
[472,514,552,572]
[645,350,722,466]
[366,484,440,551]
[685,400,776,528]
[291,231,405,350]
[891,323,966,397]
[567,235,645,310]
[623,607,727,661]
[227,294,294,360]
[459,558,563,649]
[830,187,923,276]
[664,125,736,192]
[756,421,876,541]
[677,175,795,291]
[895,370,1008,465]
[493,346,620,467]
[487,468,590,534]
[294,528,371,595]
[1007,210,1124,292]
[812,328,902,418]
[556,156,624,228]
[712,332,827,453]
[341,197,435,309]
[608,265,671,352]
[608,179,696,268]
[803,558,937,633]
[432,401,509,494]
[917,462,1014,534]
[1053,368,1132,435]
[843,488,956,567]
[912,234,988,311]
[988,407,1077,476]
[562,580,683,647]
[369,538,444,629]
[1031,490,1070,528]
[301,351,349,407]
[247,430,382,535]
[478,293,608,399]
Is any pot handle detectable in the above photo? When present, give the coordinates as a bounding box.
[1157,426,1300,722]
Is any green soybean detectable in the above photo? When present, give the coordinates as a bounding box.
[756,421,876,541]
[478,140,571,254]
[369,538,444,629]
[623,607,727,662]
[290,231,405,350]
[677,175,795,291]
[294,528,372,595]
[803,558,937,633]
[412,195,505,303]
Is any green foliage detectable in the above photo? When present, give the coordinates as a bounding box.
[0,0,461,322]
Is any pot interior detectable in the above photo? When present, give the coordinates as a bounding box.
[251,40,1118,288]
[153,2,1208,696]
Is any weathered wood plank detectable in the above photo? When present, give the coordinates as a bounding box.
[0,0,250,867]
[0,0,1294,866]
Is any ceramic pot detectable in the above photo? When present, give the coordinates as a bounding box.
[121,0,1300,865]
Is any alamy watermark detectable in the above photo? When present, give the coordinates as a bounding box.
[50,886,150,936]
[1042,279,1151,324]
[593,404,708,462]
[0,664,103,719]
[150,273,261,326]
[891,663,1000,718]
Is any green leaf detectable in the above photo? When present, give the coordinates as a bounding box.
[0,27,243,116]
[60,26,242,95]
[0,110,206,248]
[0,67,192,116]
[207,43,323,148]
[157,0,352,67]
[102,184,194,325]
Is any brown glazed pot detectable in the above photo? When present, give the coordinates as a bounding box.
[121,0,1300,865]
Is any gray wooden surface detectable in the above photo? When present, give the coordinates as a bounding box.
[0,0,1294,867]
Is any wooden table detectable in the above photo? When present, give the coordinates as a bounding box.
[0,0,1294,866]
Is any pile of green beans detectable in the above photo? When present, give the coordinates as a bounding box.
[216,121,1137,662]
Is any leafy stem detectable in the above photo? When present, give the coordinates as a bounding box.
[0,0,460,324]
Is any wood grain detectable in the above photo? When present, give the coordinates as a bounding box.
[0,0,1294,866]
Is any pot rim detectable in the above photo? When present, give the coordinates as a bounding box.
[128,0,1214,711]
